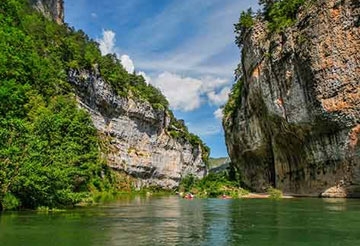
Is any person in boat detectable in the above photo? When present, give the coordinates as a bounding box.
[221,194,231,199]
[184,193,194,199]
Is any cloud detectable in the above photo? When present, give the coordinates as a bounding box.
[96,29,233,112]
[207,86,231,105]
[97,30,135,74]
[97,30,116,55]
[200,76,228,93]
[125,0,259,78]
[91,12,97,18]
[120,55,135,74]
[151,72,231,111]
[214,108,224,120]
[152,72,203,111]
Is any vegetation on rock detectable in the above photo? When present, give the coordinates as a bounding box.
[223,78,244,124]
[228,0,308,123]
[0,0,208,210]
[167,113,210,164]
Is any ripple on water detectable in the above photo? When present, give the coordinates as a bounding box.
[1,196,360,245]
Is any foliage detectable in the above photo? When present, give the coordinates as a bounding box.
[234,0,307,49]
[260,0,306,32]
[167,117,210,164]
[0,0,111,209]
[234,8,255,48]
[2,193,20,210]
[0,0,209,209]
[267,187,283,199]
[179,172,248,198]
[223,78,244,123]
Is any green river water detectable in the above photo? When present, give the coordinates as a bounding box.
[1,196,360,245]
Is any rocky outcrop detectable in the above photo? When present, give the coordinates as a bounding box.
[224,0,360,197]
[30,0,64,24]
[68,69,206,189]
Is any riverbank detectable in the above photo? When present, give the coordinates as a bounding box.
[241,193,294,199]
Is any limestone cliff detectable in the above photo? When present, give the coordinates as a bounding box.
[224,0,360,197]
[30,0,64,24]
[27,0,206,190]
[69,69,207,189]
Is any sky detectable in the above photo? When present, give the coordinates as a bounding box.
[64,0,259,158]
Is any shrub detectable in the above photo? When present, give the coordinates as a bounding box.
[2,193,20,210]
[234,8,255,48]
[263,0,307,32]
[179,172,247,198]
[267,187,283,199]
[223,78,244,122]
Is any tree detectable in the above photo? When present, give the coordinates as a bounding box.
[234,8,254,48]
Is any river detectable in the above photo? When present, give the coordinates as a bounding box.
[1,196,360,245]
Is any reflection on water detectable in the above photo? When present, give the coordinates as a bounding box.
[1,196,360,245]
[323,198,347,211]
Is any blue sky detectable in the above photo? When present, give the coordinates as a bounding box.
[64,0,258,158]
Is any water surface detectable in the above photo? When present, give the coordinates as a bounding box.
[1,196,360,245]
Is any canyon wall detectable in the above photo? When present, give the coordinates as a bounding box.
[224,0,360,197]
[69,70,207,189]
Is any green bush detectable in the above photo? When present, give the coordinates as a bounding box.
[179,172,247,198]
[0,0,112,209]
[179,174,197,193]
[261,0,307,32]
[223,78,244,122]
[0,0,209,209]
[267,187,283,199]
[2,193,20,210]
[234,8,255,47]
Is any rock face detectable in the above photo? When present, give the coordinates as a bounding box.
[30,0,64,24]
[224,0,360,197]
[69,69,206,189]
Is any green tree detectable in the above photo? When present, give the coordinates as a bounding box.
[234,8,254,48]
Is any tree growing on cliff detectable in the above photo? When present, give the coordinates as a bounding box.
[234,8,254,48]
[259,0,277,18]
[258,0,307,32]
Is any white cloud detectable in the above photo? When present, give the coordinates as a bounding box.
[96,26,234,111]
[152,72,203,111]
[200,76,228,93]
[97,30,116,55]
[91,12,97,18]
[207,86,231,105]
[151,72,231,112]
[120,55,135,74]
[97,30,135,74]
[214,108,224,121]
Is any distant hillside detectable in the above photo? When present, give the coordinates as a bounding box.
[208,157,230,169]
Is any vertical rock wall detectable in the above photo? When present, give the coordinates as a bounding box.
[69,70,207,189]
[224,0,360,197]
[30,0,64,24]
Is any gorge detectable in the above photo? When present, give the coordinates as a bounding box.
[0,0,208,210]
